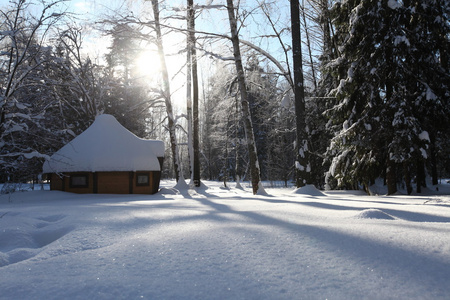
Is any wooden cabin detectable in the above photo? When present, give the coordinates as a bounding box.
[43,114,164,194]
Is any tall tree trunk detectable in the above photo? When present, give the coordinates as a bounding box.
[301,1,317,91]
[290,0,310,188]
[386,157,397,195]
[186,1,194,184]
[403,161,412,195]
[234,96,242,187]
[226,0,261,194]
[416,159,426,193]
[187,0,201,187]
[320,0,335,61]
[223,117,230,188]
[385,40,396,194]
[436,0,449,70]
[430,133,438,186]
[152,0,182,182]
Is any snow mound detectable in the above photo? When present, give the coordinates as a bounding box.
[356,209,395,220]
[173,179,189,192]
[0,213,74,267]
[292,185,325,197]
[192,181,209,192]
[256,182,269,196]
[235,176,243,189]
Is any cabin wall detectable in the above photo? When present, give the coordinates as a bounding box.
[49,173,64,191]
[153,171,161,193]
[47,171,161,194]
[97,172,130,194]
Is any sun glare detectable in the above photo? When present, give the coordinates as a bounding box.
[135,49,186,80]
[135,46,187,94]
[136,50,161,79]
[134,45,188,109]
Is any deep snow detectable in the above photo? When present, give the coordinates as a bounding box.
[1,180,450,299]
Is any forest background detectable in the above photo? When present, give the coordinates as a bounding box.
[0,0,448,194]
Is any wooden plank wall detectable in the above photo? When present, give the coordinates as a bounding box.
[49,171,161,194]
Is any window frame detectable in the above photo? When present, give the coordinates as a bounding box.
[69,174,89,188]
[136,173,150,186]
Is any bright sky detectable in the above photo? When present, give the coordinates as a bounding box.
[0,0,293,107]
[63,1,292,64]
[68,0,291,105]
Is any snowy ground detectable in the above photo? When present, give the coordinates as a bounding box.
[1,180,450,300]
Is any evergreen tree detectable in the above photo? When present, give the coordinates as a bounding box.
[403,0,450,187]
[325,0,449,193]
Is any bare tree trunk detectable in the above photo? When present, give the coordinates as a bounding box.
[416,159,426,193]
[226,0,261,195]
[151,0,182,182]
[234,96,242,188]
[403,161,412,195]
[429,134,438,186]
[386,157,397,195]
[186,2,194,185]
[301,1,318,91]
[320,0,334,61]
[290,0,311,187]
[223,117,230,188]
[187,0,201,187]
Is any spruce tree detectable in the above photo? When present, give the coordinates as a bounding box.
[325,0,449,193]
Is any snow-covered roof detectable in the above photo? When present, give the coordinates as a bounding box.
[43,114,164,173]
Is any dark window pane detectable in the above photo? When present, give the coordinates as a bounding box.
[137,174,149,186]
[70,174,88,188]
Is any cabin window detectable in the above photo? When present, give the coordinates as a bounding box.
[70,174,89,188]
[136,173,149,186]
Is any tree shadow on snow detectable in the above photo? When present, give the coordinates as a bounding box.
[184,195,450,298]
[297,201,450,223]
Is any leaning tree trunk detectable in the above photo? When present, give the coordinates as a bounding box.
[290,0,311,188]
[152,0,182,182]
[226,0,261,194]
